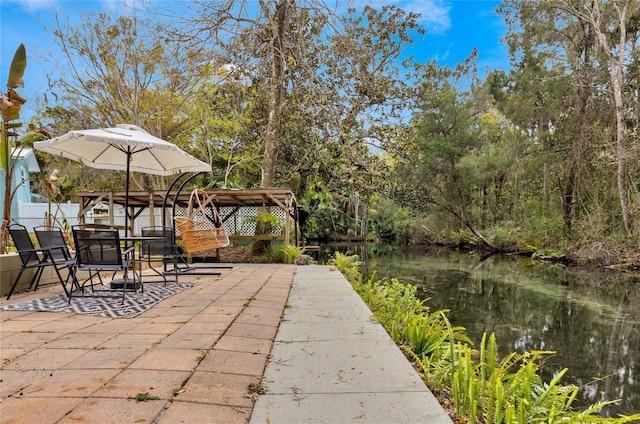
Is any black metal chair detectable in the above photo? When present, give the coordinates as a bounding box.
[6,223,74,300]
[71,226,139,303]
[139,226,180,284]
[34,225,83,298]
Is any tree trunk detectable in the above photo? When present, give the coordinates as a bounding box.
[611,69,632,235]
[562,0,635,235]
[260,0,291,189]
[254,0,291,255]
[563,28,592,235]
[513,170,519,226]
[1,156,16,254]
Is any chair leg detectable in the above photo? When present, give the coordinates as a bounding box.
[66,267,81,304]
[5,267,28,300]
[171,256,179,283]
[51,265,71,298]
[27,267,45,293]
[121,273,128,304]
[93,271,103,289]
[69,268,81,292]
[145,259,168,284]
[77,271,99,294]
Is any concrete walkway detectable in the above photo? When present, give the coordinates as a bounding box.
[1,264,451,423]
[251,265,451,424]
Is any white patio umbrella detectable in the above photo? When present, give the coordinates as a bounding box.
[34,124,212,236]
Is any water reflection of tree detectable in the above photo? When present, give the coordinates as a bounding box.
[330,244,640,415]
[377,247,639,416]
[496,268,639,416]
[599,287,637,417]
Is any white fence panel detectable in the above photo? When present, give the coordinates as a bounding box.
[16,202,165,233]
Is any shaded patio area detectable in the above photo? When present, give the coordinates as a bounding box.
[76,188,300,248]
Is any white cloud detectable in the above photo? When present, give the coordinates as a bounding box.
[401,0,451,33]
[99,0,149,14]
[6,0,151,15]
[380,0,451,34]
[6,0,57,12]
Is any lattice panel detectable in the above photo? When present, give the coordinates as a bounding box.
[174,206,287,237]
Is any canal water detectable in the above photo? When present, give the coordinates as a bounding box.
[320,244,640,417]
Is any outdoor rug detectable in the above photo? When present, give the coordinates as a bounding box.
[1,281,197,319]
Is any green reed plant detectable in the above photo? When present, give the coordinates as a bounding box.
[328,251,362,284]
[351,275,640,424]
[280,244,303,264]
[262,244,284,262]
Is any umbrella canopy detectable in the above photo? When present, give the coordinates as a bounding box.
[33,124,210,175]
[34,124,212,236]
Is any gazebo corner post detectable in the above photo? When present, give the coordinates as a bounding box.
[283,199,291,247]
[294,201,299,247]
[78,194,87,227]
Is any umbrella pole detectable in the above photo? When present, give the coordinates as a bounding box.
[124,150,131,238]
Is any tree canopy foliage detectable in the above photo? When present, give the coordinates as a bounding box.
[21,0,640,262]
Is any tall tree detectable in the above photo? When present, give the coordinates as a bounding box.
[499,0,602,235]
[556,0,640,235]
[167,0,313,189]
[44,8,214,192]
[409,58,503,249]
[297,5,423,236]
[261,0,291,188]
[169,1,424,238]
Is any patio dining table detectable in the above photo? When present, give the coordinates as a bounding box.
[109,235,164,289]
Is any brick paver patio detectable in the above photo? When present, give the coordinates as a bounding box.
[0,264,294,424]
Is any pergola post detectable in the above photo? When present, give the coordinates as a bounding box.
[108,192,115,227]
[149,192,155,227]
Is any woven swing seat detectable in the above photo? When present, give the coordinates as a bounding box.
[174,189,230,253]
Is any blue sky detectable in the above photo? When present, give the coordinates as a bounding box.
[1,0,508,123]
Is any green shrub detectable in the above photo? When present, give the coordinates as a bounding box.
[281,244,303,264]
[327,251,362,284]
[486,224,521,252]
[521,213,566,249]
[262,244,284,262]
[352,275,640,423]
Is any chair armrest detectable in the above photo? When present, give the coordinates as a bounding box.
[18,246,53,262]
[122,246,136,259]
[46,245,73,259]
[45,244,68,250]
[16,246,47,255]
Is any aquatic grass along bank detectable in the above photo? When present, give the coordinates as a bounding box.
[329,252,640,423]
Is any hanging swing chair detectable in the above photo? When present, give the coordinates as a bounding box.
[174,189,230,253]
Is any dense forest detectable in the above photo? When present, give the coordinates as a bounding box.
[13,0,640,266]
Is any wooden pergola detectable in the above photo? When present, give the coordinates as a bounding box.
[76,188,299,246]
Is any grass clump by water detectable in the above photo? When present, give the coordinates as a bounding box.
[329,252,640,424]
[327,252,363,284]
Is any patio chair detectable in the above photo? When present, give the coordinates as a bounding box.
[6,223,74,300]
[70,224,120,285]
[71,226,139,303]
[139,226,180,284]
[34,225,81,297]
